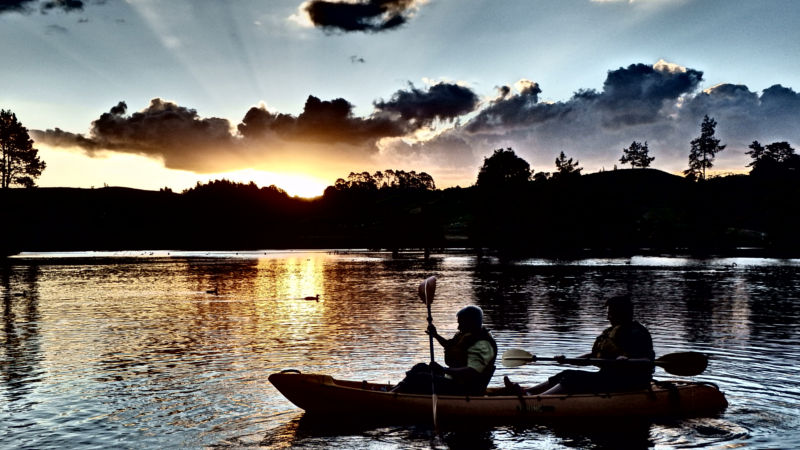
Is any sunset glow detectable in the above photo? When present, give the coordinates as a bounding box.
[223,169,330,198]
[3,0,800,193]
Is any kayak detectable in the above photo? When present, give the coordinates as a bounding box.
[269,370,728,422]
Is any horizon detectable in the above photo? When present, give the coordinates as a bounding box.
[2,0,799,197]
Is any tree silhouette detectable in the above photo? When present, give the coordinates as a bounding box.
[765,141,797,164]
[476,148,531,189]
[0,110,46,188]
[745,141,766,168]
[332,169,435,192]
[553,151,581,180]
[620,141,655,169]
[747,140,798,176]
[684,115,725,181]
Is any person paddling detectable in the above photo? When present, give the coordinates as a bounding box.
[527,295,655,395]
[392,305,497,396]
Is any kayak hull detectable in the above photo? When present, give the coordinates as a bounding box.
[269,371,727,422]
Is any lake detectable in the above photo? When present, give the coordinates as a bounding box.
[1,251,799,449]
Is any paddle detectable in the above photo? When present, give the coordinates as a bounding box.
[418,276,437,363]
[418,276,437,428]
[501,349,709,376]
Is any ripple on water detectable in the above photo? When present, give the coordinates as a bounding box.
[2,253,800,448]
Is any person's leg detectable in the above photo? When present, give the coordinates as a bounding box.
[524,380,553,395]
[390,363,434,393]
[525,369,572,395]
[541,370,600,395]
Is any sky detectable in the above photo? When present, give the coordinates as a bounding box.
[2,0,800,197]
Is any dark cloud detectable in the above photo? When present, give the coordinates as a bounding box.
[496,85,511,99]
[0,0,83,14]
[467,63,703,134]
[445,61,799,175]
[374,82,480,127]
[466,80,573,133]
[350,55,366,64]
[35,95,411,172]
[598,63,703,126]
[30,127,101,150]
[238,95,406,145]
[683,83,800,149]
[32,62,800,181]
[0,0,38,13]
[41,0,83,13]
[34,99,239,172]
[303,0,421,33]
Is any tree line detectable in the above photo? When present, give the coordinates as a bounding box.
[2,110,799,256]
[1,109,796,189]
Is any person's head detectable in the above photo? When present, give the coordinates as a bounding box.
[605,295,634,326]
[456,305,483,333]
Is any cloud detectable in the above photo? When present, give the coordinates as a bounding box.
[378,132,478,170]
[34,95,411,173]
[32,62,800,185]
[468,62,704,134]
[684,83,800,150]
[374,82,480,127]
[437,60,798,175]
[301,0,425,33]
[0,0,37,13]
[238,95,407,145]
[41,0,83,13]
[34,99,240,172]
[0,0,83,14]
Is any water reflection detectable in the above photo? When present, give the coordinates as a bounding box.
[1,264,43,410]
[1,252,799,448]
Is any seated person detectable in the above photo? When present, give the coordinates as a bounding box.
[392,305,497,396]
[528,295,655,395]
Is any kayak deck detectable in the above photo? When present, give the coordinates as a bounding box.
[269,371,728,422]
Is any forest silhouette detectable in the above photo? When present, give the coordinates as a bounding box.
[2,161,800,256]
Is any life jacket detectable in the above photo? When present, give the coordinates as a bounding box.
[592,321,655,377]
[443,327,498,393]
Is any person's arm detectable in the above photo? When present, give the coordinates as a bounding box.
[426,324,450,348]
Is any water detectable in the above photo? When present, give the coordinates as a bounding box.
[1,251,799,449]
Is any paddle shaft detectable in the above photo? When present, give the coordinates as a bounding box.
[426,303,435,364]
[418,276,438,429]
[505,356,654,366]
[502,348,708,376]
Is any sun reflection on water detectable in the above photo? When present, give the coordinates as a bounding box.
[2,253,799,449]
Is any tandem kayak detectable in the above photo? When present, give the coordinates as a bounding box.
[269,370,727,423]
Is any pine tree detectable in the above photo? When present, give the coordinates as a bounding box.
[684,115,725,181]
[553,151,581,179]
[1,110,46,188]
[620,141,655,169]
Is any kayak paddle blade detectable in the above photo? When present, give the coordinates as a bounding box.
[656,351,708,376]
[501,348,535,367]
[418,276,436,305]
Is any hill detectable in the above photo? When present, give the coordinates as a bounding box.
[2,169,799,255]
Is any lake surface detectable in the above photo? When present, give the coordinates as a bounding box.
[1,251,799,449]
